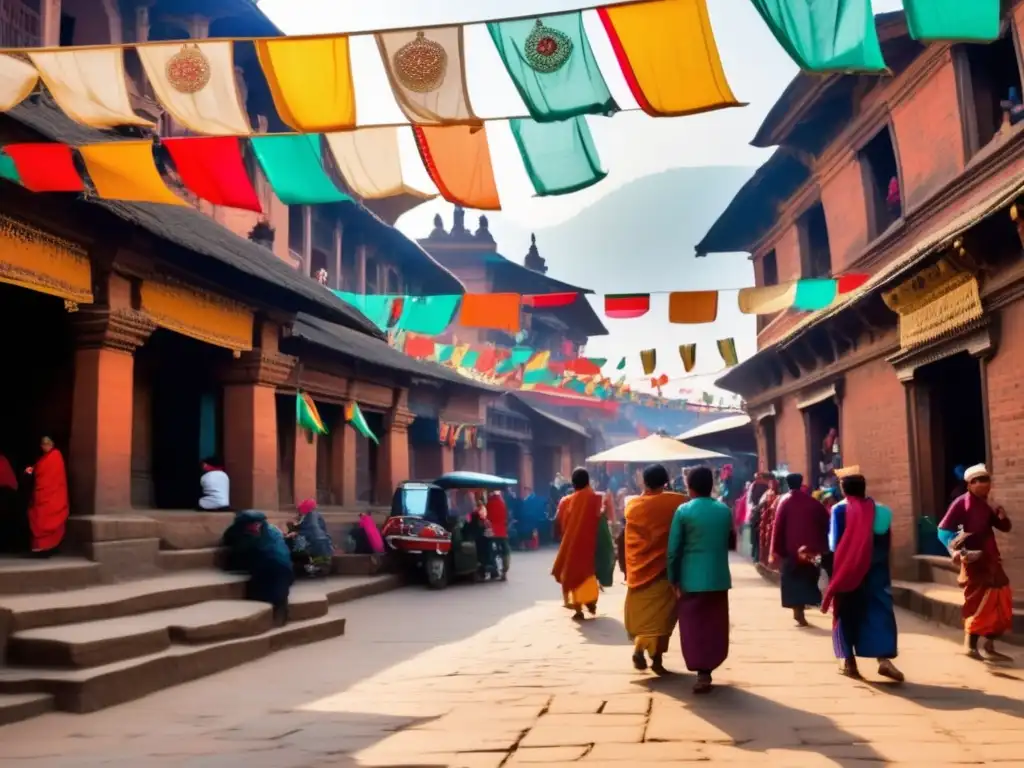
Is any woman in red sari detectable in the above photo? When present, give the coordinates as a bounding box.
[25,436,69,557]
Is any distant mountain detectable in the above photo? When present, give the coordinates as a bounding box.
[469,166,757,293]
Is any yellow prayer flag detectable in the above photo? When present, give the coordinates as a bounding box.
[79,141,187,207]
[256,36,357,133]
[737,283,796,315]
[717,338,739,367]
[449,343,471,367]
[525,350,551,371]
[599,0,740,117]
[679,344,696,372]
[640,349,656,375]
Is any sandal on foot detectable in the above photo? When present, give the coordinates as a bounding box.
[651,657,672,676]
[838,663,861,679]
[877,660,905,683]
[632,651,648,671]
[692,674,713,694]
[586,601,598,615]
[571,611,585,621]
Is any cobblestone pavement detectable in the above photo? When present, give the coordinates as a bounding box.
[1,553,1023,767]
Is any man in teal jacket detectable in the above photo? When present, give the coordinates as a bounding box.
[668,466,733,694]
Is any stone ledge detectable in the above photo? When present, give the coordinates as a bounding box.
[66,516,162,544]
[0,693,53,727]
[891,581,1024,645]
[912,554,959,587]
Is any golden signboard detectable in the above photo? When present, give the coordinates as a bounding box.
[882,258,983,349]
[140,278,254,352]
[0,214,93,303]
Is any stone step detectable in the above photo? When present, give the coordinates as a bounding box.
[0,608,349,714]
[0,571,248,632]
[0,693,53,726]
[891,581,1024,645]
[912,554,960,588]
[156,547,226,571]
[6,600,275,669]
[0,557,103,596]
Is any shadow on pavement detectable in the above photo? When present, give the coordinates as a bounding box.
[573,614,627,646]
[865,680,1024,718]
[633,676,884,768]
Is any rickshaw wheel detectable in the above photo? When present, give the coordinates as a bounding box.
[424,553,449,589]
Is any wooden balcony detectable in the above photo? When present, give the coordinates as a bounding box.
[0,0,41,49]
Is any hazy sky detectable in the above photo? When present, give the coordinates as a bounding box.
[258,0,904,396]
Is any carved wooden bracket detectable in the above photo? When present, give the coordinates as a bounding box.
[223,348,297,387]
[887,316,996,383]
[72,306,155,353]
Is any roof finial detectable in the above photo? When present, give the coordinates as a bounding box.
[524,232,547,274]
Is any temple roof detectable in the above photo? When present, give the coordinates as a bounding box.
[290,314,502,394]
[2,97,388,338]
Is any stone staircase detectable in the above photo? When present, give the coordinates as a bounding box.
[890,555,1024,643]
[0,554,401,726]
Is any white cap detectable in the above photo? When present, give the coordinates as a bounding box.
[964,464,990,483]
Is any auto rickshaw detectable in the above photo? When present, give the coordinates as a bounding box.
[383,471,516,589]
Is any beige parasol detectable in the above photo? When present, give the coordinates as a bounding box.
[586,434,727,464]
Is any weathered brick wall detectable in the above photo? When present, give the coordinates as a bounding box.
[984,301,1024,586]
[774,224,803,284]
[841,357,914,575]
[820,156,870,273]
[890,54,966,212]
[774,395,807,479]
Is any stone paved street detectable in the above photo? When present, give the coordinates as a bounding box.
[1,552,1023,767]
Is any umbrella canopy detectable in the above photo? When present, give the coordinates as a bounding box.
[676,414,751,441]
[586,435,726,464]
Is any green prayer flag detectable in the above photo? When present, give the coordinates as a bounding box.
[487,13,617,122]
[588,357,607,369]
[460,350,480,368]
[566,379,587,394]
[903,0,1000,42]
[749,0,887,73]
[510,346,534,365]
[510,116,607,197]
[397,295,460,335]
[616,357,626,370]
[332,290,397,331]
[345,402,378,444]
[495,358,518,374]
[0,152,21,185]
[793,279,839,311]
[436,344,454,363]
[250,135,352,205]
[296,392,328,436]
[523,367,558,385]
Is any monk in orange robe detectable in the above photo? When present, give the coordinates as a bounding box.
[621,464,686,673]
[26,436,69,556]
[552,467,603,620]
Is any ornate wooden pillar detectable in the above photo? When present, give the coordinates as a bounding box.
[69,306,155,516]
[221,349,293,511]
[518,446,534,492]
[376,408,415,504]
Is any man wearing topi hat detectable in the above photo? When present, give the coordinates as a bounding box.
[938,464,1014,661]
[822,466,904,682]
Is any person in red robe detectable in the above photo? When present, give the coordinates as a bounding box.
[552,467,603,620]
[770,473,830,627]
[486,490,510,580]
[25,436,69,557]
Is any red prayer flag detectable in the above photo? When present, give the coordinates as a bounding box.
[162,137,262,213]
[403,334,436,359]
[564,358,602,376]
[475,348,498,372]
[604,293,650,319]
[523,292,577,308]
[5,143,84,193]
[836,273,870,294]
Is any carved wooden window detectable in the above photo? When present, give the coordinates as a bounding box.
[797,201,832,279]
[859,125,901,239]
[956,28,1024,159]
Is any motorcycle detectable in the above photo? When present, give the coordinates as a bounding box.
[383,471,516,589]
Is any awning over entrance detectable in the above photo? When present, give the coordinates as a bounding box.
[0,213,93,303]
[676,414,756,455]
[587,435,726,464]
[140,277,254,352]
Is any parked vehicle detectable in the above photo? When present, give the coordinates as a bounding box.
[383,471,516,589]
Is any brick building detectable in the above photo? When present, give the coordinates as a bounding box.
[698,8,1024,587]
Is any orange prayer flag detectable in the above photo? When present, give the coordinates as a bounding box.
[412,124,501,211]
[668,291,719,324]
[458,293,521,333]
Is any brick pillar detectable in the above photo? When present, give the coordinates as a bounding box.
[377,410,414,503]
[559,448,573,479]
[222,348,294,511]
[330,411,358,507]
[440,444,455,474]
[519,447,534,494]
[69,306,155,516]
[293,425,317,507]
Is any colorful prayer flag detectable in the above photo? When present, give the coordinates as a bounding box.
[605,294,650,319]
[679,344,696,372]
[717,338,738,367]
[522,292,578,308]
[668,291,719,324]
[640,349,656,375]
[297,392,328,436]
[836,273,870,294]
[616,357,626,370]
[412,124,501,211]
[345,401,378,444]
[163,136,263,212]
[903,0,1000,42]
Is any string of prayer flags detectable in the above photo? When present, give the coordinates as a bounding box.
[598,0,740,117]
[0,55,38,111]
[605,294,650,319]
[510,116,607,197]
[377,27,477,125]
[251,134,352,205]
[458,292,520,333]
[138,42,252,135]
[487,14,617,123]
[397,295,461,335]
[324,128,434,202]
[640,349,657,376]
[345,401,378,444]
[256,36,357,133]
[668,291,719,324]
[737,283,796,316]
[78,141,186,206]
[29,49,152,130]
[403,334,437,359]
[903,0,1000,42]
[525,350,552,371]
[162,137,263,213]
[748,0,886,73]
[679,344,696,373]
[836,273,870,294]
[461,349,481,368]
[413,125,501,211]
[333,291,398,330]
[449,344,471,367]
[297,392,328,436]
[4,143,83,192]
[0,152,20,185]
[717,338,739,367]
[523,292,577,308]
[511,347,535,365]
[436,344,455,363]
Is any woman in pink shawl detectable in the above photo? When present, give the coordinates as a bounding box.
[824,468,903,683]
